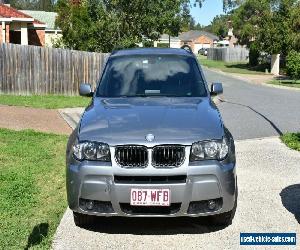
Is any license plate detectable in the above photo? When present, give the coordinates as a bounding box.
[130,188,170,206]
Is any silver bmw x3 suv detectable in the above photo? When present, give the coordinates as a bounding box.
[66,48,237,227]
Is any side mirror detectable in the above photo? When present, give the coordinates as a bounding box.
[210,82,223,96]
[79,83,93,97]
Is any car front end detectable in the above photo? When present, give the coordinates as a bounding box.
[66,136,236,218]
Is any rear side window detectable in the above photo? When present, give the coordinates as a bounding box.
[96,55,207,97]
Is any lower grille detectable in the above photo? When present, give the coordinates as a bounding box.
[114,175,187,184]
[120,203,181,215]
[115,145,148,168]
[152,145,185,168]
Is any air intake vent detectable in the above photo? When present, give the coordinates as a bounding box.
[114,175,187,184]
[120,203,181,215]
[152,145,185,168]
[115,145,148,168]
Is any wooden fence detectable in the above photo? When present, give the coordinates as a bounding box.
[0,43,109,95]
[207,47,249,62]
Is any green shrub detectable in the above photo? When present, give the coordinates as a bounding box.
[286,51,300,79]
[249,43,260,66]
[157,43,169,48]
[143,40,154,47]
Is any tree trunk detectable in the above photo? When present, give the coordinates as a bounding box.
[271,54,280,75]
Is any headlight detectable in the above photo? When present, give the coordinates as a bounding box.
[190,138,229,161]
[72,141,110,161]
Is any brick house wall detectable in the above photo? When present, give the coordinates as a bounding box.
[194,35,214,47]
[28,29,45,46]
[180,35,215,53]
[0,23,2,43]
[5,23,9,42]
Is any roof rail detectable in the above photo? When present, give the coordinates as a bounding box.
[112,44,139,54]
[180,45,193,54]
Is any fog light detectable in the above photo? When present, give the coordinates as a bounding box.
[207,200,216,210]
[86,200,94,210]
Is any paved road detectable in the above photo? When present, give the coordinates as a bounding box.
[203,68,300,140]
[53,137,300,249]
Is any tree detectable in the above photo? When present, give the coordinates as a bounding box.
[210,14,230,38]
[231,0,300,72]
[188,17,203,31]
[232,0,300,52]
[55,0,245,52]
[286,1,300,52]
[7,0,55,11]
[223,0,245,11]
[38,0,54,11]
[56,0,207,52]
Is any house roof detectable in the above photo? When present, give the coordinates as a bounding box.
[0,4,31,18]
[22,10,59,30]
[179,30,219,42]
[0,4,45,25]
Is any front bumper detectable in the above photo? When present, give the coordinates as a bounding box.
[67,152,236,217]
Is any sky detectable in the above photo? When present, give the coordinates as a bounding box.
[190,0,225,26]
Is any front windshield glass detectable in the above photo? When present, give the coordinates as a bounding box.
[96,54,207,97]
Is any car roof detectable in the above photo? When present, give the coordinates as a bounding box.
[110,48,194,58]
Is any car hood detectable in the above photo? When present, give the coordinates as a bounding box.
[78,97,224,146]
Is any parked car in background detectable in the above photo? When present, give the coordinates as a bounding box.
[66,48,237,228]
[198,48,208,56]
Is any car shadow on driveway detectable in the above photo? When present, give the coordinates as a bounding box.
[280,184,300,224]
[82,217,227,235]
[218,99,283,136]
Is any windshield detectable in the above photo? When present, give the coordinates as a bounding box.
[96,55,207,97]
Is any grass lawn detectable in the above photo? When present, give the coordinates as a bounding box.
[0,95,90,109]
[198,55,268,75]
[281,133,300,151]
[267,79,300,88]
[0,129,67,249]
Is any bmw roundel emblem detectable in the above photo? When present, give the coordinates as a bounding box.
[145,134,155,142]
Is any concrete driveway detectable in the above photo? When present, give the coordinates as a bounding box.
[55,69,300,249]
[0,105,72,135]
[53,137,300,250]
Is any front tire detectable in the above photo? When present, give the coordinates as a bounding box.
[211,185,238,226]
[73,212,94,228]
[210,209,235,226]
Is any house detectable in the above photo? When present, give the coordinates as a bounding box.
[179,30,219,54]
[21,10,62,47]
[154,34,181,48]
[0,4,46,46]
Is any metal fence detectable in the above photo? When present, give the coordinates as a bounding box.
[0,43,109,95]
[207,47,249,62]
